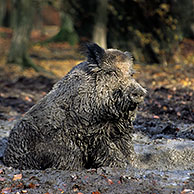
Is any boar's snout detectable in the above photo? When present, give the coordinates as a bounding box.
[129,81,147,103]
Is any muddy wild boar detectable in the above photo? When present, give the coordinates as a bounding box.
[3,43,146,170]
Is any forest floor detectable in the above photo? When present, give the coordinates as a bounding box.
[0,27,194,193]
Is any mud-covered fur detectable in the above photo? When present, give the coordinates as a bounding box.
[3,43,146,170]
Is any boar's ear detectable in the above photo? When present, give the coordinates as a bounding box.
[82,43,105,65]
[124,51,133,65]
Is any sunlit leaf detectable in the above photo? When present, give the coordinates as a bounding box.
[13,173,22,181]
[167,95,172,99]
[0,177,5,181]
[28,183,38,189]
[21,190,28,193]
[25,96,32,102]
[58,188,64,193]
[1,187,12,194]
[92,191,101,194]
[181,189,194,194]
[107,178,114,184]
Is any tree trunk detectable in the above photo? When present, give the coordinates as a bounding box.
[7,0,39,70]
[47,11,78,45]
[92,0,108,49]
[0,0,6,26]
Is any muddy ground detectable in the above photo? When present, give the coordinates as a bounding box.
[0,44,194,193]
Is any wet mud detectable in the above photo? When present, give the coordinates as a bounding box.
[0,74,193,193]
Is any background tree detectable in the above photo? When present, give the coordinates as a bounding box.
[0,0,6,26]
[92,0,108,49]
[7,0,41,70]
[68,0,193,64]
[66,0,97,42]
[171,0,194,39]
[107,1,179,64]
[2,0,193,66]
[46,0,78,45]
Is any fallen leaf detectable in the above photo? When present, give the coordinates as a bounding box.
[8,117,15,121]
[181,189,194,194]
[1,187,12,193]
[100,174,107,179]
[41,92,46,96]
[28,183,38,189]
[58,188,64,193]
[153,115,160,119]
[21,190,28,193]
[73,187,78,192]
[0,93,5,97]
[25,96,32,102]
[0,177,5,181]
[29,176,36,180]
[107,178,114,185]
[167,94,172,99]
[13,173,22,181]
[72,184,79,192]
[101,174,114,184]
[16,182,24,189]
[92,191,101,194]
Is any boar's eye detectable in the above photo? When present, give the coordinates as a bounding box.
[124,51,132,59]
[130,69,136,77]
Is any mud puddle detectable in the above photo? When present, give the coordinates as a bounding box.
[0,73,193,193]
[0,118,193,193]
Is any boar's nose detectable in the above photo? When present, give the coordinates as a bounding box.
[130,87,146,103]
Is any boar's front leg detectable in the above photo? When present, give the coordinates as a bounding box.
[3,120,84,170]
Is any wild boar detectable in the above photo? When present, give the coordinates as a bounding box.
[3,43,146,170]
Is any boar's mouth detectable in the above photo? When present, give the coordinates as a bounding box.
[129,87,146,104]
[113,87,146,119]
[120,101,138,120]
[114,93,137,113]
[129,92,145,104]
